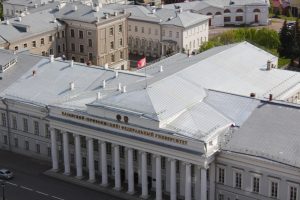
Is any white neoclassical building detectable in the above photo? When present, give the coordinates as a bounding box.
[1,42,300,200]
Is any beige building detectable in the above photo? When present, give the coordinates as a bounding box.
[106,4,210,57]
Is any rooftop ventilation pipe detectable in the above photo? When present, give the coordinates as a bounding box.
[159,65,163,72]
[118,83,122,91]
[267,60,271,70]
[17,17,22,22]
[70,82,75,90]
[50,55,54,62]
[269,94,273,101]
[6,20,10,25]
[97,91,101,99]
[102,80,106,88]
[104,63,108,69]
[122,86,126,93]
[115,71,119,78]
[70,60,74,67]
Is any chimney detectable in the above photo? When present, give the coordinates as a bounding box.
[115,71,119,78]
[122,86,126,93]
[97,91,101,99]
[152,9,156,14]
[104,63,108,69]
[32,70,36,76]
[102,80,106,88]
[179,8,183,13]
[267,60,271,70]
[269,94,273,101]
[159,65,163,72]
[73,5,78,11]
[6,20,10,25]
[50,55,54,62]
[18,16,22,22]
[118,83,122,91]
[161,4,164,8]
[114,11,118,16]
[70,60,74,67]
[105,14,109,19]
[70,82,75,91]
[250,92,256,97]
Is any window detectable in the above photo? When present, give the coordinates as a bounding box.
[94,160,99,171]
[253,8,261,12]
[107,165,112,175]
[215,12,222,15]
[111,54,115,62]
[34,121,39,135]
[235,172,242,189]
[176,161,180,173]
[47,147,51,157]
[110,27,114,36]
[236,16,243,22]
[14,138,18,148]
[49,48,53,55]
[23,43,28,48]
[23,118,28,132]
[3,135,8,145]
[82,157,86,167]
[218,168,225,184]
[15,46,18,51]
[133,150,138,161]
[63,44,65,52]
[224,17,231,22]
[161,157,166,169]
[119,24,123,32]
[124,116,128,123]
[57,45,61,53]
[32,41,36,48]
[71,43,75,51]
[80,45,84,53]
[12,116,17,129]
[71,153,75,163]
[45,124,50,138]
[49,35,53,42]
[290,186,297,200]
[270,181,278,198]
[62,31,65,38]
[87,31,92,36]
[71,29,75,37]
[80,58,84,63]
[236,8,244,13]
[1,113,6,127]
[120,146,125,158]
[119,38,123,46]
[218,194,224,200]
[135,26,138,32]
[110,41,114,49]
[224,9,231,13]
[57,32,60,39]
[89,53,93,61]
[147,153,151,166]
[176,32,179,38]
[88,39,92,47]
[41,38,44,45]
[120,51,124,59]
[253,177,260,193]
[79,30,83,39]
[36,144,40,154]
[25,141,29,150]
[106,143,111,154]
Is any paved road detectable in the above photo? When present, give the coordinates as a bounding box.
[0,150,121,200]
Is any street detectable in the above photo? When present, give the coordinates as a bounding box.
[0,150,121,200]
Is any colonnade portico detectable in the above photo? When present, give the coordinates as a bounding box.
[49,128,209,200]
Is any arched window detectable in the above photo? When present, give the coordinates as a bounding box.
[253,8,260,12]
[215,11,222,15]
[206,12,213,15]
[224,9,231,13]
[236,8,243,13]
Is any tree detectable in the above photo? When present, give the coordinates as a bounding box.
[0,1,3,20]
[278,20,293,57]
[291,19,300,67]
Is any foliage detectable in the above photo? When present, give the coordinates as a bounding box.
[0,2,3,20]
[199,28,280,53]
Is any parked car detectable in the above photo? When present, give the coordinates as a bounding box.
[287,21,296,29]
[0,169,14,180]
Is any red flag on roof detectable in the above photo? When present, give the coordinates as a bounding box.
[137,57,146,69]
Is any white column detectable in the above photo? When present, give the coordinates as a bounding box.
[141,151,148,198]
[170,159,177,200]
[101,141,108,186]
[114,144,121,191]
[127,148,135,194]
[155,155,162,200]
[195,166,201,200]
[185,163,192,200]
[50,128,58,171]
[62,132,70,175]
[74,134,82,178]
[87,137,95,182]
[201,168,207,200]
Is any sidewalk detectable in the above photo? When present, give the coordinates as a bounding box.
[44,170,153,200]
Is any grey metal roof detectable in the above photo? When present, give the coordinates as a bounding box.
[0,9,63,43]
[223,102,300,168]
[104,4,209,27]
[0,50,17,67]
[0,50,43,93]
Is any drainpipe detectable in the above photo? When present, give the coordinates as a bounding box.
[2,99,12,151]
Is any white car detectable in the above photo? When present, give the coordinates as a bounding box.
[0,169,14,180]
